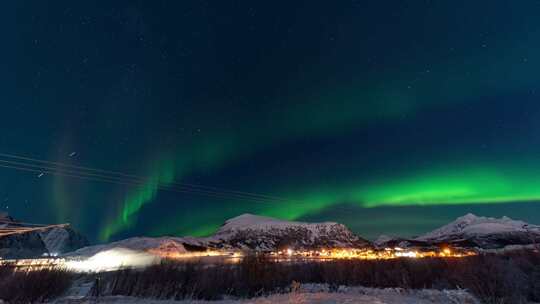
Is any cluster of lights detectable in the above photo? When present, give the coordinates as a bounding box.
[148,248,244,260]
[270,246,476,260]
[64,248,160,272]
[0,257,66,271]
[0,249,161,273]
[1,247,476,273]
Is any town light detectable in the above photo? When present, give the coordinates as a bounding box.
[65,248,159,272]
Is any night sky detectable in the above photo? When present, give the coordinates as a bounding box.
[3,1,540,243]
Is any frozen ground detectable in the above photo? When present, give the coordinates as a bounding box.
[54,284,479,304]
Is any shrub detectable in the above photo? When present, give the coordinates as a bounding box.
[102,251,540,304]
[1,250,539,303]
[0,265,73,303]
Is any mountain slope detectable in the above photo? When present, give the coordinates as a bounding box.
[0,214,88,258]
[417,213,540,239]
[39,226,89,255]
[0,231,48,258]
[67,236,191,257]
[415,213,540,249]
[373,213,540,250]
[69,214,372,257]
[211,214,370,251]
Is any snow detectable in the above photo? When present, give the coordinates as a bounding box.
[0,212,12,228]
[66,237,190,257]
[211,213,368,251]
[463,222,524,235]
[0,214,87,258]
[68,214,365,257]
[481,243,540,253]
[40,227,70,254]
[215,214,339,237]
[416,213,540,241]
[219,214,336,230]
[69,215,316,258]
[66,212,540,259]
[53,284,479,304]
[374,235,395,246]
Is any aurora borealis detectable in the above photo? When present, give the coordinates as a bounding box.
[3,1,540,242]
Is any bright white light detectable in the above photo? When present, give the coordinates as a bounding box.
[65,248,160,273]
[395,251,418,258]
[286,248,293,256]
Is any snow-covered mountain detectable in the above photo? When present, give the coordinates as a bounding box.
[67,236,201,257]
[376,213,540,250]
[414,213,540,249]
[39,226,89,255]
[417,213,540,239]
[69,214,371,257]
[0,230,49,258]
[211,214,370,251]
[0,214,88,258]
[0,212,14,228]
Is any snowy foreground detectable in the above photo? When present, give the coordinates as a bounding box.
[53,284,479,304]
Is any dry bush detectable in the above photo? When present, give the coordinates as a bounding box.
[0,265,73,303]
[107,256,294,300]
[1,251,538,303]
[104,252,540,304]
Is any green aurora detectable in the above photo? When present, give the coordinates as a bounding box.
[103,157,540,240]
[98,50,540,240]
[98,40,540,240]
[6,1,540,242]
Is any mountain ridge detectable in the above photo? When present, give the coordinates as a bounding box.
[4,212,540,258]
[0,213,88,258]
[69,213,370,257]
[376,213,540,250]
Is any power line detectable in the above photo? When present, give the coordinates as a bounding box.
[0,152,353,212]
[0,159,287,203]
[0,162,299,205]
[0,154,289,202]
[0,157,322,207]
[0,152,289,202]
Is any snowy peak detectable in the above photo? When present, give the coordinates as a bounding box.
[213,214,370,251]
[412,213,540,249]
[219,213,292,231]
[374,235,395,246]
[217,213,338,235]
[39,226,89,255]
[69,214,372,257]
[0,212,14,228]
[457,213,480,223]
[374,214,540,250]
[67,237,191,258]
[0,215,88,258]
[417,213,538,241]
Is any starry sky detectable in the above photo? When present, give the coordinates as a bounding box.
[2,1,540,242]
